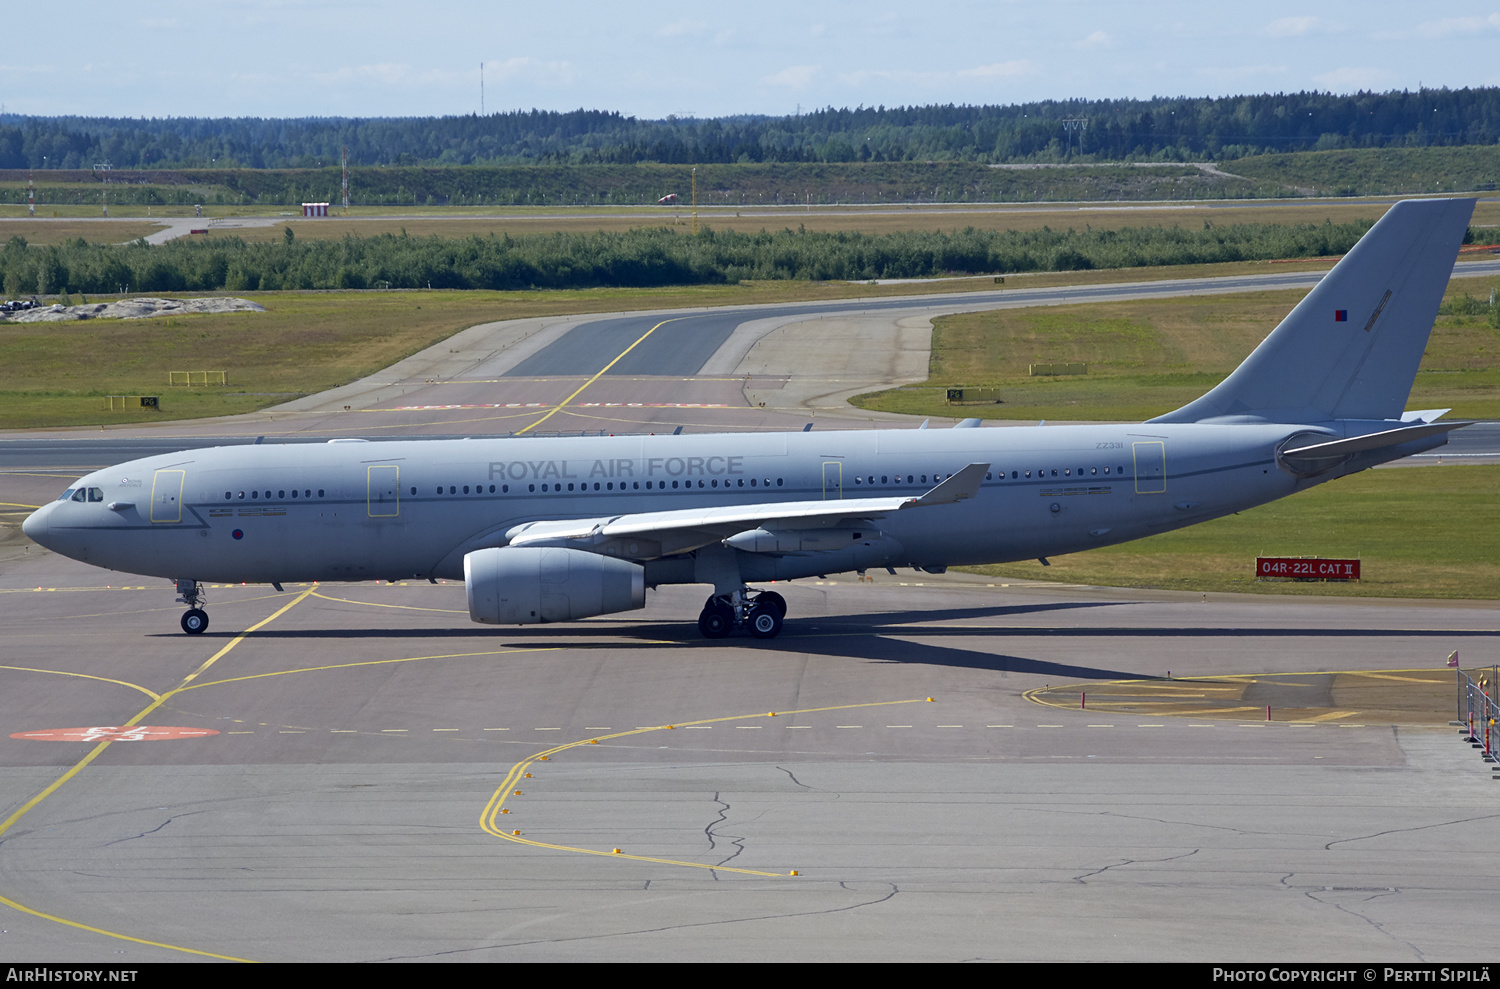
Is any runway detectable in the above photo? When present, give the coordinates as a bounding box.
[1,267,1497,962]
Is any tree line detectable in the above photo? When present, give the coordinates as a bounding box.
[4,220,1449,297]
[3,88,1499,170]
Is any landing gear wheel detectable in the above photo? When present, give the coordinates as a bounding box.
[181,608,209,635]
[697,601,734,639]
[754,591,787,617]
[746,603,783,639]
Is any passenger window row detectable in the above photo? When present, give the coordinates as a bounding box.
[847,466,1128,485]
[410,478,789,495]
[224,490,326,500]
[189,466,1130,508]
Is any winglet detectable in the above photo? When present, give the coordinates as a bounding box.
[910,463,990,507]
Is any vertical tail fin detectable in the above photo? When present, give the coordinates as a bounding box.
[1151,198,1475,425]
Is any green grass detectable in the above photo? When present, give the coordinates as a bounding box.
[0,275,1168,429]
[962,464,1500,599]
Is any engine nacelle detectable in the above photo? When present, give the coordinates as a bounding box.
[464,547,645,625]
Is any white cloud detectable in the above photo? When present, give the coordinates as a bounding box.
[1264,16,1321,37]
[484,57,576,86]
[762,65,819,88]
[958,61,1033,79]
[1074,31,1111,50]
[1414,13,1500,38]
[656,19,708,38]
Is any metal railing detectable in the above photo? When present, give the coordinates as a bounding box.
[1454,667,1498,770]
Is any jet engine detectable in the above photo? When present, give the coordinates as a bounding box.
[464,546,645,625]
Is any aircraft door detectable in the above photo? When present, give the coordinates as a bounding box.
[367,465,400,517]
[822,461,843,500]
[1132,441,1166,494]
[150,469,185,523]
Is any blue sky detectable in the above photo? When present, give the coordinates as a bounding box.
[5,1,1500,119]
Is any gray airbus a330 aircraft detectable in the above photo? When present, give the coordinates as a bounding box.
[23,198,1476,639]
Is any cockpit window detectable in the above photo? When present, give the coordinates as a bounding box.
[87,488,104,502]
[70,488,87,502]
[58,488,76,501]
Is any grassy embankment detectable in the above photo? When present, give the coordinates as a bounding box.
[1,273,1201,429]
[3,190,1498,242]
[962,464,1500,600]
[4,145,1500,216]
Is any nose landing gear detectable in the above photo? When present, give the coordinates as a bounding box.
[175,579,209,635]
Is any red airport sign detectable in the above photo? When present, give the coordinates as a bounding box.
[1255,557,1361,581]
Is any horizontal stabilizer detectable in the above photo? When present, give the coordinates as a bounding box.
[1282,421,1472,459]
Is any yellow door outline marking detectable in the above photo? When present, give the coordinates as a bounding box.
[366,464,400,518]
[1131,441,1166,495]
[822,461,843,500]
[150,469,186,523]
[518,318,679,435]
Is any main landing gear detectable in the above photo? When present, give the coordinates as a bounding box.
[175,579,209,635]
[698,589,787,640]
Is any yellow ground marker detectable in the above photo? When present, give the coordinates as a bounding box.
[0,590,317,962]
[480,697,932,877]
[517,318,680,435]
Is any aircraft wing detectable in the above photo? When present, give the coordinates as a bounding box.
[504,462,989,559]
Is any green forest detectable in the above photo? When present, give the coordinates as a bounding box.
[3,88,1498,170]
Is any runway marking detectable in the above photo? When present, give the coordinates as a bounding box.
[11,726,220,742]
[1351,672,1443,684]
[386,402,730,411]
[179,647,559,692]
[164,719,1387,738]
[479,697,932,877]
[309,590,466,615]
[517,317,682,435]
[0,893,254,964]
[0,665,160,701]
[0,589,315,963]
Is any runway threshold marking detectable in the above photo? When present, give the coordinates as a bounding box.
[0,588,316,963]
[480,697,932,877]
[516,317,681,435]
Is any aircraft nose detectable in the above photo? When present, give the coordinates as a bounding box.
[22,503,53,548]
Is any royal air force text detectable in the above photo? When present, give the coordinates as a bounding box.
[487,458,746,482]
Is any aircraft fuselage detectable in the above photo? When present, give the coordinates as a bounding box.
[25,422,1338,588]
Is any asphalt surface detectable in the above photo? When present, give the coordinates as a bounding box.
[0,264,1497,962]
[506,261,1500,379]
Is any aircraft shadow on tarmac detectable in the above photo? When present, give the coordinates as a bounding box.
[158,599,1147,681]
[150,597,1496,682]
